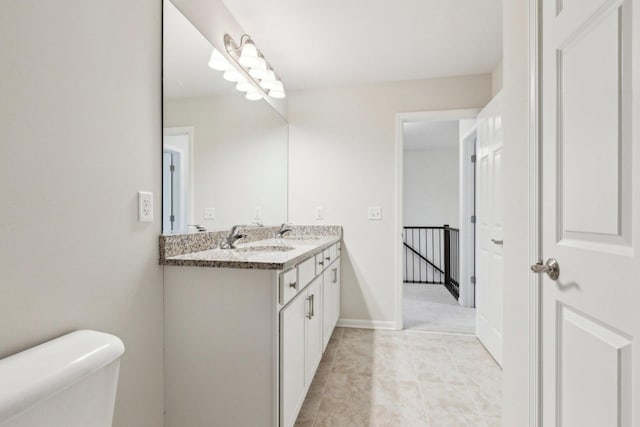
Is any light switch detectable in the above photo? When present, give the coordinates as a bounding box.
[368,206,382,221]
[138,192,153,222]
[203,207,216,220]
[254,207,262,220]
[315,206,325,220]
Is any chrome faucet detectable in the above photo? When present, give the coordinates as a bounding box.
[276,223,293,238]
[221,225,247,249]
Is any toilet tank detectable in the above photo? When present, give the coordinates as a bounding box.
[0,330,125,427]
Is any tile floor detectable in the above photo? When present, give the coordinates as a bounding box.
[295,327,502,427]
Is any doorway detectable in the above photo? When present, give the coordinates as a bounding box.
[395,102,504,365]
[162,127,193,234]
[396,109,479,335]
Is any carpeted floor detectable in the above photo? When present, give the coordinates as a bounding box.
[403,284,476,334]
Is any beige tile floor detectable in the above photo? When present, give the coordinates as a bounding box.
[295,328,502,427]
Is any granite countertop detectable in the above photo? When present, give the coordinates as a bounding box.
[162,235,341,270]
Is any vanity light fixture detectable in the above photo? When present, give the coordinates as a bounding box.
[206,35,285,101]
[207,49,228,71]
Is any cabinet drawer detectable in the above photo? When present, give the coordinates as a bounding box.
[315,252,327,274]
[329,244,338,261]
[298,257,316,289]
[279,268,298,306]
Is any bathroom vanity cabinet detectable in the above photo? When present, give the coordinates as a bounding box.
[162,235,341,427]
[279,246,341,427]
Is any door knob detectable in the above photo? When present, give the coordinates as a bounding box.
[531,258,560,280]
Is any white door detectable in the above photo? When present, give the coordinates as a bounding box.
[540,0,639,425]
[475,95,504,365]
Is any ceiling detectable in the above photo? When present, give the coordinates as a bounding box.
[163,1,234,99]
[222,0,502,90]
[403,120,459,151]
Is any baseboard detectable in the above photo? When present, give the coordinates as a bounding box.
[336,318,397,330]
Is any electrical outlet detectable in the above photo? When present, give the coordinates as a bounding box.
[138,192,153,222]
[254,207,262,220]
[368,206,382,220]
[315,206,324,220]
[203,207,216,220]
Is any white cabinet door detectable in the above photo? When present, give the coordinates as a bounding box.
[540,1,639,425]
[304,277,323,385]
[475,96,504,366]
[322,269,333,351]
[331,259,341,330]
[280,291,306,427]
[322,258,341,351]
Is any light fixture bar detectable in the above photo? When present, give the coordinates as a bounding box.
[223,33,285,100]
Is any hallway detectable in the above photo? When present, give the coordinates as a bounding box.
[403,284,476,334]
[295,327,501,427]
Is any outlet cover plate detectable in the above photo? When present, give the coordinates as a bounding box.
[138,192,153,222]
[368,206,382,220]
[204,207,216,220]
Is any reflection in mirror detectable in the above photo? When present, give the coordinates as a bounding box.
[162,0,288,234]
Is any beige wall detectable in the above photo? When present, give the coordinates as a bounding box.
[0,2,164,426]
[502,0,531,425]
[403,148,460,228]
[491,60,504,97]
[288,75,491,326]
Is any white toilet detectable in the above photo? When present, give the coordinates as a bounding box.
[0,330,125,427]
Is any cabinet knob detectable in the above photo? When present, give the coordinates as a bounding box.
[289,281,297,289]
[325,256,331,261]
[318,261,324,266]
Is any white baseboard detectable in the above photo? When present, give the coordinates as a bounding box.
[336,318,397,330]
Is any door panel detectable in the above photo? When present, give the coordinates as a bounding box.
[541,0,638,425]
[476,97,504,365]
[558,304,632,426]
[560,7,621,238]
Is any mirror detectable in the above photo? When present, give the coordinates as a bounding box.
[162,1,288,234]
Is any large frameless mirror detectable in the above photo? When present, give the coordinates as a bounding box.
[162,0,288,234]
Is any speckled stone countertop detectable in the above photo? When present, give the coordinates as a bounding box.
[160,225,342,270]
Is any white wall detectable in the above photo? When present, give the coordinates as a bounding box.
[164,95,288,231]
[403,149,459,228]
[491,60,504,97]
[502,0,531,425]
[0,2,163,426]
[289,75,491,326]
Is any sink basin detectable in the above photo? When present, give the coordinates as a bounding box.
[235,245,295,253]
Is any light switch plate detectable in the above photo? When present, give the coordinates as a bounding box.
[368,206,382,220]
[315,206,325,220]
[254,207,262,220]
[138,192,153,222]
[203,207,216,220]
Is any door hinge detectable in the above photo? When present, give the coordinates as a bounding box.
[470,215,476,224]
[170,164,175,173]
[170,214,175,223]
[471,275,476,284]
[471,154,477,163]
